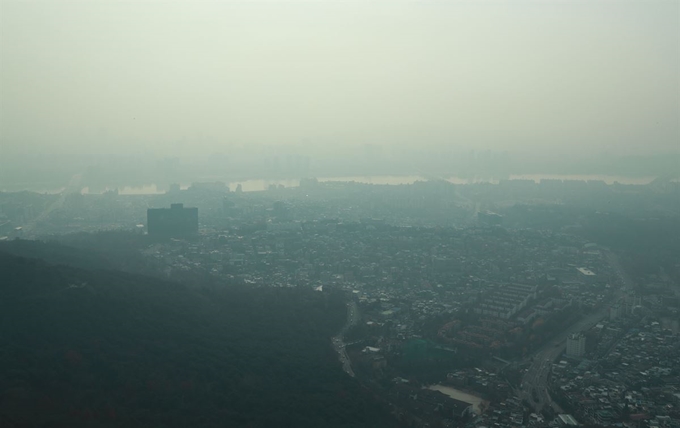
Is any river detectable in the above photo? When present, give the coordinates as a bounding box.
[63,173,660,195]
[5,174,660,195]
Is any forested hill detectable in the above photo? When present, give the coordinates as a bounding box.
[0,238,116,271]
[0,234,150,274]
[0,251,395,427]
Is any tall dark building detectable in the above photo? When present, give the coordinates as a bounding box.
[147,203,198,237]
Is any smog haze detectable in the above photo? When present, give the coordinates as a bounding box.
[0,0,680,189]
[2,4,680,427]
[2,0,678,159]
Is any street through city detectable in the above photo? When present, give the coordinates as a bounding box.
[519,249,635,414]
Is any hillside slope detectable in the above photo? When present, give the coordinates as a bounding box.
[0,251,394,427]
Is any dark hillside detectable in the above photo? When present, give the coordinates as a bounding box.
[0,234,150,274]
[0,252,394,427]
[0,238,116,271]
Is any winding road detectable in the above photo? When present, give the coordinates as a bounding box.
[520,249,634,414]
[332,301,360,377]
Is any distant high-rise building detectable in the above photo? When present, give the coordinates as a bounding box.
[189,182,228,192]
[147,203,198,237]
[566,333,586,357]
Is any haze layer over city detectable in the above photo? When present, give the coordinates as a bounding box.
[1,0,678,191]
[0,1,679,428]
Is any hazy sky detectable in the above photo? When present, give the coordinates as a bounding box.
[1,0,678,156]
